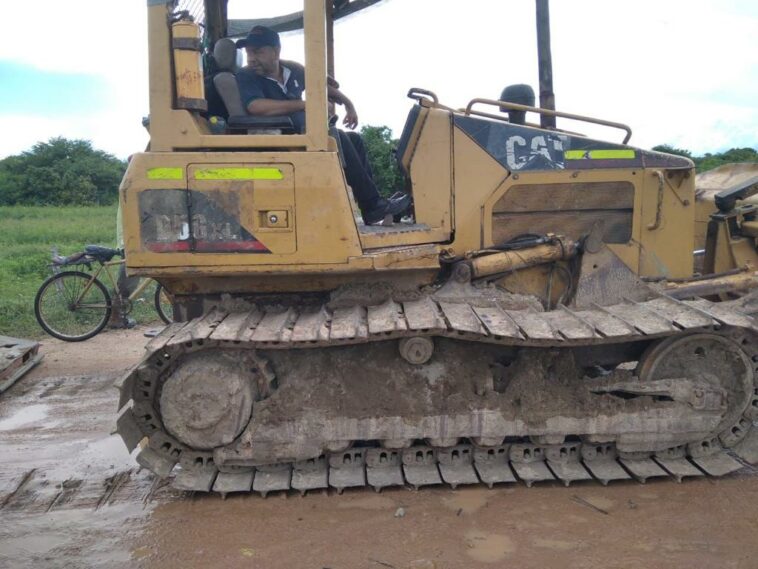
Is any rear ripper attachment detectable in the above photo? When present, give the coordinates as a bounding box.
[115,293,758,496]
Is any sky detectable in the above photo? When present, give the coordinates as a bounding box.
[0,0,755,160]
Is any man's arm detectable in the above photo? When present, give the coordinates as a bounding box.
[248,98,305,116]
[237,70,305,117]
[328,85,358,130]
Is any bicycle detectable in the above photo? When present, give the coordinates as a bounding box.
[34,245,174,342]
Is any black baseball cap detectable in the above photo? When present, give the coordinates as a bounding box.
[236,26,280,49]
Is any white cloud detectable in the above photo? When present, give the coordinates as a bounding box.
[0,0,149,158]
[0,0,755,158]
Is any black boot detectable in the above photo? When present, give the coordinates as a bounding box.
[362,194,412,225]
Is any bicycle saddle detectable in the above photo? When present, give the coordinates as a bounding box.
[84,245,122,262]
[52,251,88,266]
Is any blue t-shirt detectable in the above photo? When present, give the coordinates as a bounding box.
[236,65,306,133]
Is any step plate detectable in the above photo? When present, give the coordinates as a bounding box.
[548,460,593,486]
[654,457,704,482]
[438,463,480,488]
[511,461,555,487]
[619,458,670,483]
[172,466,217,492]
[403,464,442,489]
[583,460,632,485]
[252,468,292,496]
[291,460,329,494]
[213,471,254,494]
[367,465,405,491]
[691,453,744,477]
[474,462,517,488]
[329,467,366,492]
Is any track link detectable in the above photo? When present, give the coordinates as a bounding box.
[115,294,758,496]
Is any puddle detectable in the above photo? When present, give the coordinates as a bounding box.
[77,435,134,470]
[464,530,515,563]
[5,434,136,482]
[0,503,150,569]
[0,405,49,431]
[443,488,490,515]
[0,534,69,556]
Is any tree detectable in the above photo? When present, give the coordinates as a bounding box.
[652,144,757,173]
[0,138,126,206]
[360,125,404,197]
[652,144,693,159]
[696,147,758,172]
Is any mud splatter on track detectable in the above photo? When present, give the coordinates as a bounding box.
[3,328,758,569]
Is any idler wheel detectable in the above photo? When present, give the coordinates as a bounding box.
[399,337,434,365]
[637,332,753,434]
[160,351,257,450]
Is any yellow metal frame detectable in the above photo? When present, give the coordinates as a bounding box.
[147,0,329,152]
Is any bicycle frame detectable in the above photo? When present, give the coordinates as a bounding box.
[70,259,153,309]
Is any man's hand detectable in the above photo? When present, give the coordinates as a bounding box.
[328,85,359,130]
[343,103,359,130]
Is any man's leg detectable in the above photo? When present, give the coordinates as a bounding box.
[337,130,382,213]
[345,131,375,180]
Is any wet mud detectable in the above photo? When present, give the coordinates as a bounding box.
[2,328,758,569]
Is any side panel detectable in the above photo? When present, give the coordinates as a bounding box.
[485,169,643,274]
[189,164,296,255]
[407,108,453,233]
[492,181,635,244]
[638,169,695,278]
[450,127,511,254]
[122,151,364,270]
[452,113,695,279]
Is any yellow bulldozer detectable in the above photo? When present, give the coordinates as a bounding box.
[116,0,758,495]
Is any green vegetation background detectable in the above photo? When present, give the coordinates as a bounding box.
[0,135,755,339]
[0,206,164,338]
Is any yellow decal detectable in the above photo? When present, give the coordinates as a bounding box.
[564,149,636,160]
[147,167,184,180]
[194,168,284,180]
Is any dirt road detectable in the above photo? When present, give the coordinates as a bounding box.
[1,328,758,569]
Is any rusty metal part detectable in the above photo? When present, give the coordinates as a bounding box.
[0,336,43,394]
[467,238,577,279]
[663,270,758,299]
[115,294,758,495]
[647,171,665,230]
[398,337,434,365]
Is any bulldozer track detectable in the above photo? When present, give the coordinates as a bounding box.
[115,294,758,496]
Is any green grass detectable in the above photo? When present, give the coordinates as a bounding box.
[0,206,164,339]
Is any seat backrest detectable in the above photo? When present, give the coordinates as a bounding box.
[210,38,295,134]
[213,38,238,72]
[395,105,422,177]
[213,72,246,117]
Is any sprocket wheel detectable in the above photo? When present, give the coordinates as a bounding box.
[637,331,756,452]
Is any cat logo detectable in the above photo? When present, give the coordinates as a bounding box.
[504,133,569,171]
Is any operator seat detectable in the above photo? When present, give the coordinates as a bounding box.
[203,38,238,119]
[211,38,295,134]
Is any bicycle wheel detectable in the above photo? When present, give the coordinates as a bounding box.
[154,283,174,324]
[34,271,112,341]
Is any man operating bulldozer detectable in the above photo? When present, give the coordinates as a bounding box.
[235,25,410,225]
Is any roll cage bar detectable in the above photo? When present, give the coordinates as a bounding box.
[201,0,383,76]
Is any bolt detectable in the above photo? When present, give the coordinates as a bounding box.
[453,263,472,283]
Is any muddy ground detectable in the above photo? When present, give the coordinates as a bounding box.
[1,328,758,569]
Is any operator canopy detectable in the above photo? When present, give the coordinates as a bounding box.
[197,0,385,43]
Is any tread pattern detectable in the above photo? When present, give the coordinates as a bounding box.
[116,293,758,496]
